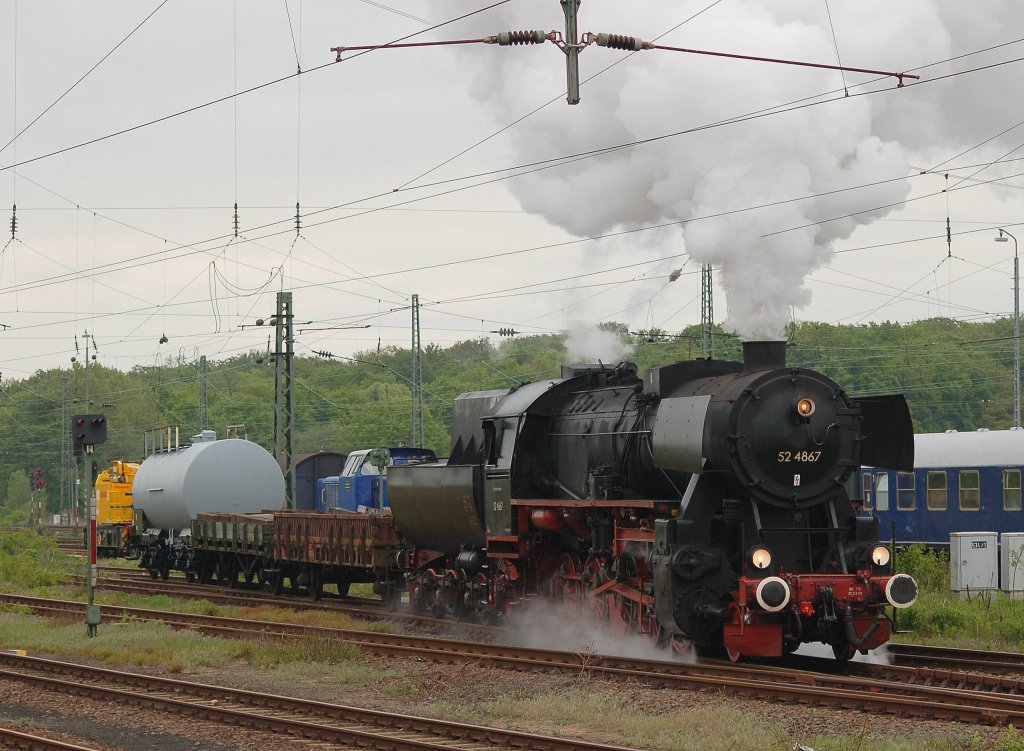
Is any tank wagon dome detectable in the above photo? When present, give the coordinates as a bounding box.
[133,430,285,532]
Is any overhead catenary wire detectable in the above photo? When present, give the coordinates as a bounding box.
[2,19,1024,366]
[5,36,1023,290]
[0,0,513,174]
[394,0,730,191]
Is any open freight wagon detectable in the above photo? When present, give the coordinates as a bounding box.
[190,510,403,600]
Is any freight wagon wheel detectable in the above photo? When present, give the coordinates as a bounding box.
[308,570,323,601]
[198,565,214,585]
[336,582,350,598]
[148,569,158,580]
[217,560,237,588]
[269,571,284,596]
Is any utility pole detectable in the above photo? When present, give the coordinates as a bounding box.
[560,0,582,104]
[700,264,714,359]
[411,294,424,448]
[996,229,1020,428]
[272,292,295,507]
[60,374,71,524]
[198,355,208,431]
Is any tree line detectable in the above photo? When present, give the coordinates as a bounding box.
[0,316,1015,519]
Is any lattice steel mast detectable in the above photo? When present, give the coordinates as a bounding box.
[411,294,424,448]
[272,292,295,508]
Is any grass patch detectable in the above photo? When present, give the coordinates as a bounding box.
[0,609,370,676]
[96,590,232,618]
[348,583,376,598]
[477,693,776,751]
[242,635,362,669]
[0,530,77,589]
[894,590,1024,650]
[0,611,244,672]
[807,731,1010,751]
[427,689,987,751]
[897,545,949,592]
[89,590,382,634]
[893,544,1024,651]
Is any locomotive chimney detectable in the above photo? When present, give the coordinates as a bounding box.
[741,340,787,371]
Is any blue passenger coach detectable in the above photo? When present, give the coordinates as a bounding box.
[316,447,438,513]
[865,428,1024,547]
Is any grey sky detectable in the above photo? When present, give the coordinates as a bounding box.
[0,0,1021,377]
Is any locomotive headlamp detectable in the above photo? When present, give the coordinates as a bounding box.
[750,547,772,570]
[795,397,816,418]
[871,545,891,567]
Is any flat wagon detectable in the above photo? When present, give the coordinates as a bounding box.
[189,510,402,601]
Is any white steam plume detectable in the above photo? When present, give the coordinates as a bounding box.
[563,320,633,363]
[443,0,1017,339]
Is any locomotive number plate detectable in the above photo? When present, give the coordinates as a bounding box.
[777,451,822,463]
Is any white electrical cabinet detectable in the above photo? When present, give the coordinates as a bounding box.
[1001,532,1024,596]
[950,531,998,597]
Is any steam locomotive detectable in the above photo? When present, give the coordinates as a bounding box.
[388,340,919,660]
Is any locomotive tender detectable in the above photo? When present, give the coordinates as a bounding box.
[389,340,919,660]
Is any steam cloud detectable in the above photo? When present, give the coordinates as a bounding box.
[447,1,1017,339]
[563,320,633,363]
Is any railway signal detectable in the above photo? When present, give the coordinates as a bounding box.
[72,414,107,454]
[71,413,106,637]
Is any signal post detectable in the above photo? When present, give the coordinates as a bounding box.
[72,414,107,637]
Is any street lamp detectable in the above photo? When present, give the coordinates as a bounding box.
[996,229,1020,428]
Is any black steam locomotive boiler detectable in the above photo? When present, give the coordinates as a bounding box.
[388,340,918,660]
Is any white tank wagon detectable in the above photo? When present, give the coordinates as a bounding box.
[133,430,285,532]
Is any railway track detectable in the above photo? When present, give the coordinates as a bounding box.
[888,643,1024,675]
[77,572,498,638]
[0,726,98,751]
[0,651,640,751]
[74,566,1024,697]
[5,593,1024,725]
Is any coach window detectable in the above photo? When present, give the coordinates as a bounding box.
[897,472,916,510]
[1005,470,1022,511]
[959,470,980,511]
[927,471,947,511]
[861,472,873,510]
[874,473,889,512]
